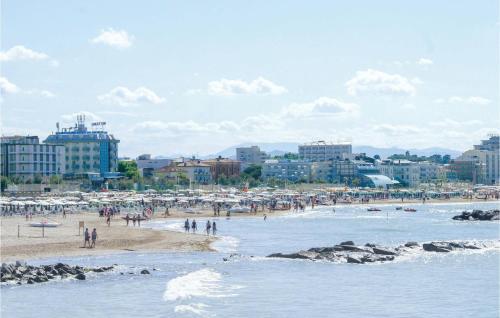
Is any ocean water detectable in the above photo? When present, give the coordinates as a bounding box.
[2,202,499,318]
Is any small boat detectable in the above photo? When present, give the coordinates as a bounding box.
[367,207,381,212]
[404,208,417,212]
[29,221,60,228]
[395,206,403,210]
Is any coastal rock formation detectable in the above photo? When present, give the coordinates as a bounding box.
[1,262,115,285]
[267,240,491,264]
[452,210,500,221]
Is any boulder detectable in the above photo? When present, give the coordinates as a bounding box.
[340,241,355,246]
[15,260,26,267]
[422,242,451,253]
[140,269,150,275]
[404,242,419,248]
[74,273,86,280]
[372,247,397,256]
[346,256,363,264]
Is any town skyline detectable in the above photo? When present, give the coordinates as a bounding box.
[1,1,499,157]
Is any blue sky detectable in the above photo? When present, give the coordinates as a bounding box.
[1,0,498,157]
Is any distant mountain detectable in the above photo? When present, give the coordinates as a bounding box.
[352,146,462,159]
[207,143,462,160]
[152,143,463,160]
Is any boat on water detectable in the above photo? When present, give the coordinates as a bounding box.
[404,208,417,212]
[29,221,60,228]
[367,207,382,212]
[395,206,403,210]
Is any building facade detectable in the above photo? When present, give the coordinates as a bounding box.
[202,157,241,181]
[44,115,119,178]
[236,146,267,170]
[299,141,352,162]
[262,159,312,182]
[452,135,499,185]
[136,154,172,177]
[377,159,420,187]
[1,136,65,182]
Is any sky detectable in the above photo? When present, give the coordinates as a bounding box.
[1,0,499,158]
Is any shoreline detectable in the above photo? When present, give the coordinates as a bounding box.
[1,199,497,263]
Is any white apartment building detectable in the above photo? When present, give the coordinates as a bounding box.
[236,146,267,169]
[262,159,312,182]
[377,159,420,187]
[457,135,499,185]
[1,136,65,182]
[299,141,352,162]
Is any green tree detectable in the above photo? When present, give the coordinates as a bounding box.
[118,161,141,180]
[49,175,63,184]
[242,164,262,180]
[1,176,11,192]
[33,174,43,184]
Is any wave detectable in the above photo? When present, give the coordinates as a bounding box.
[210,235,240,253]
[174,303,212,317]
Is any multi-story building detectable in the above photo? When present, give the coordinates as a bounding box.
[262,159,312,182]
[377,159,420,187]
[454,135,499,185]
[0,136,65,182]
[418,161,445,182]
[136,154,172,177]
[236,146,267,170]
[155,160,212,184]
[202,157,241,181]
[44,115,119,178]
[299,141,352,162]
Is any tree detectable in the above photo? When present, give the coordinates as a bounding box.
[49,175,63,184]
[351,177,361,188]
[118,161,141,181]
[33,174,43,184]
[242,164,262,180]
[374,154,381,160]
[1,176,11,192]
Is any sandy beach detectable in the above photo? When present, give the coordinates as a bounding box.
[0,213,215,263]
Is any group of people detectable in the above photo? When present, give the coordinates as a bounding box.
[124,214,143,227]
[184,218,217,235]
[83,227,98,248]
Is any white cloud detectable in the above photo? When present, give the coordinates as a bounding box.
[417,58,433,65]
[346,69,417,96]
[91,28,134,49]
[134,120,240,136]
[430,118,483,128]
[207,77,287,96]
[372,124,424,136]
[98,86,166,106]
[0,45,49,62]
[282,97,358,118]
[433,96,491,105]
[0,77,20,94]
[0,77,55,98]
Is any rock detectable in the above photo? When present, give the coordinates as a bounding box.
[27,278,35,284]
[364,243,377,248]
[347,256,363,264]
[223,258,228,262]
[422,242,451,253]
[336,245,369,253]
[340,241,355,246]
[267,252,315,260]
[372,247,397,256]
[404,242,419,248]
[308,247,336,253]
[15,260,26,267]
[140,269,150,275]
[74,273,86,280]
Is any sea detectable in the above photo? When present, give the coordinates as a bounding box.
[1,201,499,318]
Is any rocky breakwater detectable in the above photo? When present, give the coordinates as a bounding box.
[452,210,499,221]
[267,240,492,264]
[1,261,115,285]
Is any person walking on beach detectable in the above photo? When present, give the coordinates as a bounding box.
[125,214,130,226]
[83,228,90,248]
[62,208,66,219]
[184,219,190,232]
[132,215,137,227]
[206,220,211,235]
[212,221,217,235]
[106,214,111,227]
[91,228,97,248]
[191,219,197,233]
[137,216,141,227]
[264,214,267,221]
